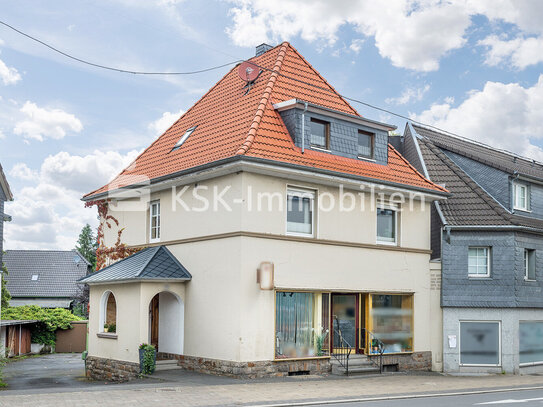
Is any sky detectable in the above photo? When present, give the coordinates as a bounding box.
[1,0,543,250]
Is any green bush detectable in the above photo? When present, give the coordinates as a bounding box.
[2,306,82,346]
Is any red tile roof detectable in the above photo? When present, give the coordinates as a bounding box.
[85,43,446,199]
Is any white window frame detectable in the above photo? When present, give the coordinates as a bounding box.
[513,182,529,211]
[286,187,315,238]
[524,249,536,281]
[149,200,161,243]
[468,246,491,278]
[376,204,399,246]
[459,320,501,367]
[99,290,117,334]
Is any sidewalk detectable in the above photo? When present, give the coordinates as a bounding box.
[2,372,543,407]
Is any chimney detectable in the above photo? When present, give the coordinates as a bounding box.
[255,43,273,57]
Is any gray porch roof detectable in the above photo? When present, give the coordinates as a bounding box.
[79,246,192,285]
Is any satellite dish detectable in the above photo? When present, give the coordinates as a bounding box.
[238,61,260,82]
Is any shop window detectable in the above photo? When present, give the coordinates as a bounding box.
[519,321,543,365]
[460,321,500,366]
[368,294,413,353]
[275,292,329,359]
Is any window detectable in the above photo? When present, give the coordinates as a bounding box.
[358,130,374,159]
[275,292,329,358]
[100,291,117,334]
[286,189,314,236]
[368,294,413,354]
[310,118,329,149]
[513,182,529,211]
[172,126,197,151]
[149,201,161,242]
[525,249,536,281]
[519,321,543,365]
[377,207,397,244]
[468,247,490,277]
[460,321,500,366]
[31,275,39,281]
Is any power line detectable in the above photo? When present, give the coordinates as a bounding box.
[0,20,242,75]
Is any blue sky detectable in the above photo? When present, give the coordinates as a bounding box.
[1,0,543,249]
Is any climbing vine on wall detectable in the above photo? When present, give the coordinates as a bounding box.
[85,200,142,271]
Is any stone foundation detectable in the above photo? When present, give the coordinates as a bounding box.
[86,356,140,382]
[371,351,432,371]
[166,353,331,378]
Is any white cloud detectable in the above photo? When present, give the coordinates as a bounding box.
[9,163,38,181]
[349,39,364,54]
[4,149,139,250]
[13,101,83,141]
[226,0,471,72]
[412,75,543,162]
[0,57,21,85]
[478,35,543,70]
[148,109,184,135]
[386,84,430,105]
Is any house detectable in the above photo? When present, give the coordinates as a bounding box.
[80,42,449,380]
[0,163,14,352]
[400,123,543,374]
[4,250,91,309]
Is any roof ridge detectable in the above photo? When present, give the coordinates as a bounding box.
[424,139,513,224]
[388,143,448,193]
[236,42,288,155]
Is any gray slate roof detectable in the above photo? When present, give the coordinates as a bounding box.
[410,125,543,230]
[79,246,192,284]
[4,250,91,298]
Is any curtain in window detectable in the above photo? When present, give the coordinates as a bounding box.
[275,292,315,358]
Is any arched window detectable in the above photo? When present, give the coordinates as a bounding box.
[100,291,117,333]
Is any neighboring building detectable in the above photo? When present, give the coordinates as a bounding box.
[80,42,448,380]
[401,123,543,374]
[5,250,91,309]
[0,163,13,267]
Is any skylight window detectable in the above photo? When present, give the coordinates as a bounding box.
[172,126,197,151]
[31,275,39,281]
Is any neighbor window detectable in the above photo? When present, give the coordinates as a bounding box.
[149,201,161,242]
[286,189,314,236]
[468,247,490,277]
[377,207,397,244]
[519,321,543,365]
[460,321,500,366]
[310,118,329,149]
[358,130,374,159]
[513,182,529,211]
[525,249,536,281]
[172,126,196,151]
[368,294,413,354]
[275,292,330,358]
[100,291,117,334]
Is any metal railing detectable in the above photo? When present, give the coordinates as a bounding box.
[331,316,353,375]
[360,328,385,373]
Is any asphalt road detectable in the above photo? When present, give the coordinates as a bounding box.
[310,389,543,406]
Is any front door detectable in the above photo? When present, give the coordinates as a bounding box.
[150,295,159,351]
[331,294,358,353]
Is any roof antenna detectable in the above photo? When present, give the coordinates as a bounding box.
[237,61,262,95]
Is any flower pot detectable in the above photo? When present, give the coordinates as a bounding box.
[139,348,157,374]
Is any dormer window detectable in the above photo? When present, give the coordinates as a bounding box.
[513,182,529,211]
[358,130,374,159]
[172,126,196,151]
[310,118,329,150]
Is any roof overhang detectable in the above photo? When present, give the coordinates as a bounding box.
[0,164,13,201]
[444,224,543,235]
[0,319,38,326]
[84,155,449,203]
[9,298,73,308]
[80,277,191,286]
[273,99,397,132]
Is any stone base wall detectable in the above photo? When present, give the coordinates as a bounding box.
[170,354,331,378]
[371,351,432,371]
[86,356,140,382]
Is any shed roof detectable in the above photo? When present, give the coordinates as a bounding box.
[79,246,191,284]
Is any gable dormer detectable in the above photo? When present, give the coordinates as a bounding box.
[274,99,395,166]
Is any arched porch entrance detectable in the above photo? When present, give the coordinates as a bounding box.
[149,291,184,355]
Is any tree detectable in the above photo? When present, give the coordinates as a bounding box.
[1,262,10,310]
[76,223,97,271]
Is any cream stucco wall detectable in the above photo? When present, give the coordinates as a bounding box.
[91,170,441,366]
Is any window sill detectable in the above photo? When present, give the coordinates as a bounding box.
[376,240,398,246]
[310,145,331,152]
[357,155,376,162]
[468,275,491,280]
[513,207,531,213]
[524,278,537,282]
[97,332,118,339]
[286,231,315,238]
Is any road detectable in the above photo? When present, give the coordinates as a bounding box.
[309,389,543,406]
